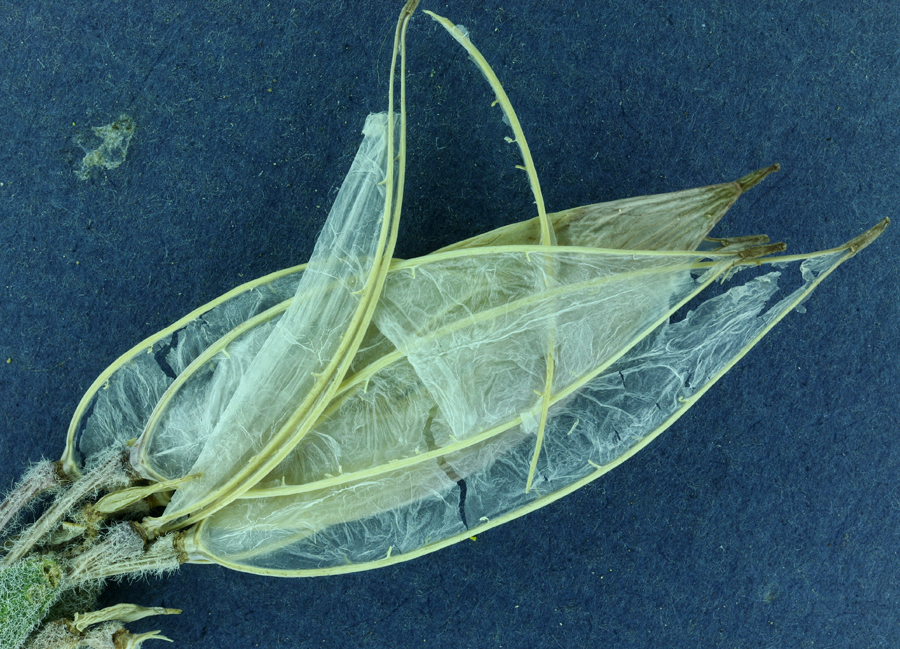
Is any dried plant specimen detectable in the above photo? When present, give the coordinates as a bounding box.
[0,2,887,647]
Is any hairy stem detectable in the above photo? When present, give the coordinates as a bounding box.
[2,453,130,567]
[0,461,63,538]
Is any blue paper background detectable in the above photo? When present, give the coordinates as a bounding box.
[1,1,897,647]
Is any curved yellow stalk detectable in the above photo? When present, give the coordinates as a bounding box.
[141,0,420,537]
[425,10,559,493]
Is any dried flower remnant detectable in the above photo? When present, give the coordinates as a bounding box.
[0,1,888,646]
[75,114,135,180]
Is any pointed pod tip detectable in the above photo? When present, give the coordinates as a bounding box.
[401,0,421,17]
[736,163,781,193]
[844,217,890,256]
